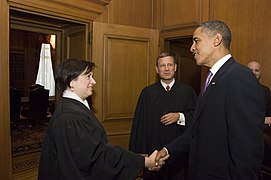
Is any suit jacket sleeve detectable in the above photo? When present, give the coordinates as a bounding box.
[262,85,271,116]
[225,67,264,179]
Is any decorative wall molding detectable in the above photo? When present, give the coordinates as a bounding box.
[8,0,110,22]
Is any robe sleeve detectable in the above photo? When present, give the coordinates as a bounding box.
[53,113,144,180]
[129,89,149,154]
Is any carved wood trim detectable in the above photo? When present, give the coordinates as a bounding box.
[160,0,210,34]
[8,0,110,22]
[0,0,12,179]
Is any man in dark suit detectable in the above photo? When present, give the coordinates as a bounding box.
[247,61,271,125]
[154,20,265,180]
[247,61,271,175]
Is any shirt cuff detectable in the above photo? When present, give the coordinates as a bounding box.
[177,113,185,126]
[163,147,169,156]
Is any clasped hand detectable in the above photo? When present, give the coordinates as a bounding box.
[160,112,179,125]
[144,149,170,171]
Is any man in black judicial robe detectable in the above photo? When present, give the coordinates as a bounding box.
[129,53,197,180]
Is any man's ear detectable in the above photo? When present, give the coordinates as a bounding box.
[155,66,159,73]
[213,33,222,47]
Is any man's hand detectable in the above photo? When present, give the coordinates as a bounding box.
[160,112,179,125]
[265,117,271,126]
[144,150,158,170]
[151,148,170,171]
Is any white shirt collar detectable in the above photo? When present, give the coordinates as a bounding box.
[63,90,90,109]
[161,78,175,91]
[210,54,232,76]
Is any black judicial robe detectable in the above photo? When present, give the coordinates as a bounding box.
[129,81,197,180]
[38,97,144,180]
[261,84,271,116]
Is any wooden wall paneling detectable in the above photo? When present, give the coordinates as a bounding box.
[105,38,149,120]
[8,0,109,22]
[107,134,130,148]
[92,22,158,148]
[159,0,210,47]
[161,0,200,30]
[104,0,154,28]
[261,5,271,87]
[152,0,162,30]
[64,25,88,60]
[0,0,12,179]
[158,0,211,96]
[210,0,271,88]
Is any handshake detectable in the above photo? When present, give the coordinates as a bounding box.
[144,148,169,171]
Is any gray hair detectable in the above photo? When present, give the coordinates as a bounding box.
[200,20,232,49]
[156,52,176,66]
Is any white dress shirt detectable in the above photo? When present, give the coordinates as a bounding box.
[63,90,90,109]
[161,79,185,126]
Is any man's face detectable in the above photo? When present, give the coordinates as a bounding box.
[247,62,261,79]
[190,27,217,68]
[155,56,177,83]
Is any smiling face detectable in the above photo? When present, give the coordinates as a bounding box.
[155,56,177,84]
[190,27,218,68]
[70,70,96,100]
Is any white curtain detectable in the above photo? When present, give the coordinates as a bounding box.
[35,43,55,96]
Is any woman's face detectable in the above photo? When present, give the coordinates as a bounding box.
[70,70,96,100]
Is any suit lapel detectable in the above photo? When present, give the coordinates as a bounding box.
[192,58,236,126]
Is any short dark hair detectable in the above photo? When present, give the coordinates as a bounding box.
[55,58,95,95]
[156,52,176,66]
[200,20,232,49]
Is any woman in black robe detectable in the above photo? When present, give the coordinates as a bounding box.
[38,58,165,180]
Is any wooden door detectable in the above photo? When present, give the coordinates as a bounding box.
[92,22,158,149]
[64,25,89,60]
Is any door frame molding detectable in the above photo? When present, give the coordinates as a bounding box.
[1,1,103,178]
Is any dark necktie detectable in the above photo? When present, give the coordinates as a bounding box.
[166,85,170,92]
[201,70,213,95]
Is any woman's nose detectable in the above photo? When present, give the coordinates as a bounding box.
[91,78,96,84]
